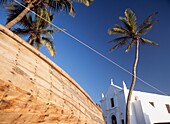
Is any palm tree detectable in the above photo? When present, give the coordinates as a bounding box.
[12,9,57,56]
[108,8,158,124]
[0,0,93,29]
[5,1,52,28]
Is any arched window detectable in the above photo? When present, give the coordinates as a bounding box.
[111,115,117,124]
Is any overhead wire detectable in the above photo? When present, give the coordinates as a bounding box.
[14,0,168,96]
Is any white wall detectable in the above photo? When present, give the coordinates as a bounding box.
[132,91,170,123]
[100,82,126,124]
[100,81,170,124]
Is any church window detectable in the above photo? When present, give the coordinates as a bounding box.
[111,98,114,107]
[165,104,170,113]
[149,102,155,107]
[111,115,117,124]
[121,119,124,124]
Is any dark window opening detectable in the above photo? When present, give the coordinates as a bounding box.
[111,98,114,107]
[121,119,124,124]
[165,104,170,113]
[149,102,155,107]
[111,115,117,124]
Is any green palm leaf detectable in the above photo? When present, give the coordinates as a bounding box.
[115,24,130,34]
[5,2,26,24]
[19,14,33,28]
[41,37,56,56]
[35,40,41,50]
[140,38,159,46]
[66,1,75,16]
[109,36,130,43]
[125,8,137,32]
[35,7,50,28]
[12,28,30,36]
[125,39,135,53]
[41,30,53,38]
[108,27,129,35]
[139,12,158,30]
[48,0,75,16]
[138,20,158,35]
[110,38,129,51]
[119,16,132,31]
[74,0,94,6]
[0,0,12,5]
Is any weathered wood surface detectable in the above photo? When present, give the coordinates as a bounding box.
[0,25,105,124]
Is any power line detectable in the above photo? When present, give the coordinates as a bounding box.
[14,0,168,96]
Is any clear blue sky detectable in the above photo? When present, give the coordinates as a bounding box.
[0,0,170,103]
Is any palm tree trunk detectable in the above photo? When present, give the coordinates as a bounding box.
[126,40,139,124]
[28,38,33,44]
[5,2,34,29]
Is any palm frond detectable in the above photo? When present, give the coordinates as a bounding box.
[41,8,51,27]
[124,8,137,32]
[34,37,41,50]
[47,0,56,10]
[109,36,130,43]
[115,24,130,34]
[41,37,56,56]
[42,27,61,37]
[140,38,159,46]
[12,28,30,36]
[48,0,75,16]
[119,16,132,31]
[66,0,75,16]
[35,42,41,50]
[125,38,135,53]
[139,12,158,30]
[41,30,54,38]
[35,7,45,28]
[19,14,33,28]
[32,6,54,29]
[110,38,129,51]
[5,2,26,24]
[0,0,12,5]
[74,0,94,6]
[138,20,158,35]
[108,27,129,36]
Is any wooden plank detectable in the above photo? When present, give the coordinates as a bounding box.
[0,25,105,124]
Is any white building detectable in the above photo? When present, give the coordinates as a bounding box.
[100,80,170,124]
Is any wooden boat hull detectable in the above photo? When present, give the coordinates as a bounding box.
[0,25,105,124]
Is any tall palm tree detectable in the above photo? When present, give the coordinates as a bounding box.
[108,8,158,124]
[12,9,58,56]
[0,0,93,29]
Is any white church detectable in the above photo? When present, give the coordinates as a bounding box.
[100,80,170,124]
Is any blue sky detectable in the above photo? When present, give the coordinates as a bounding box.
[0,0,170,103]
